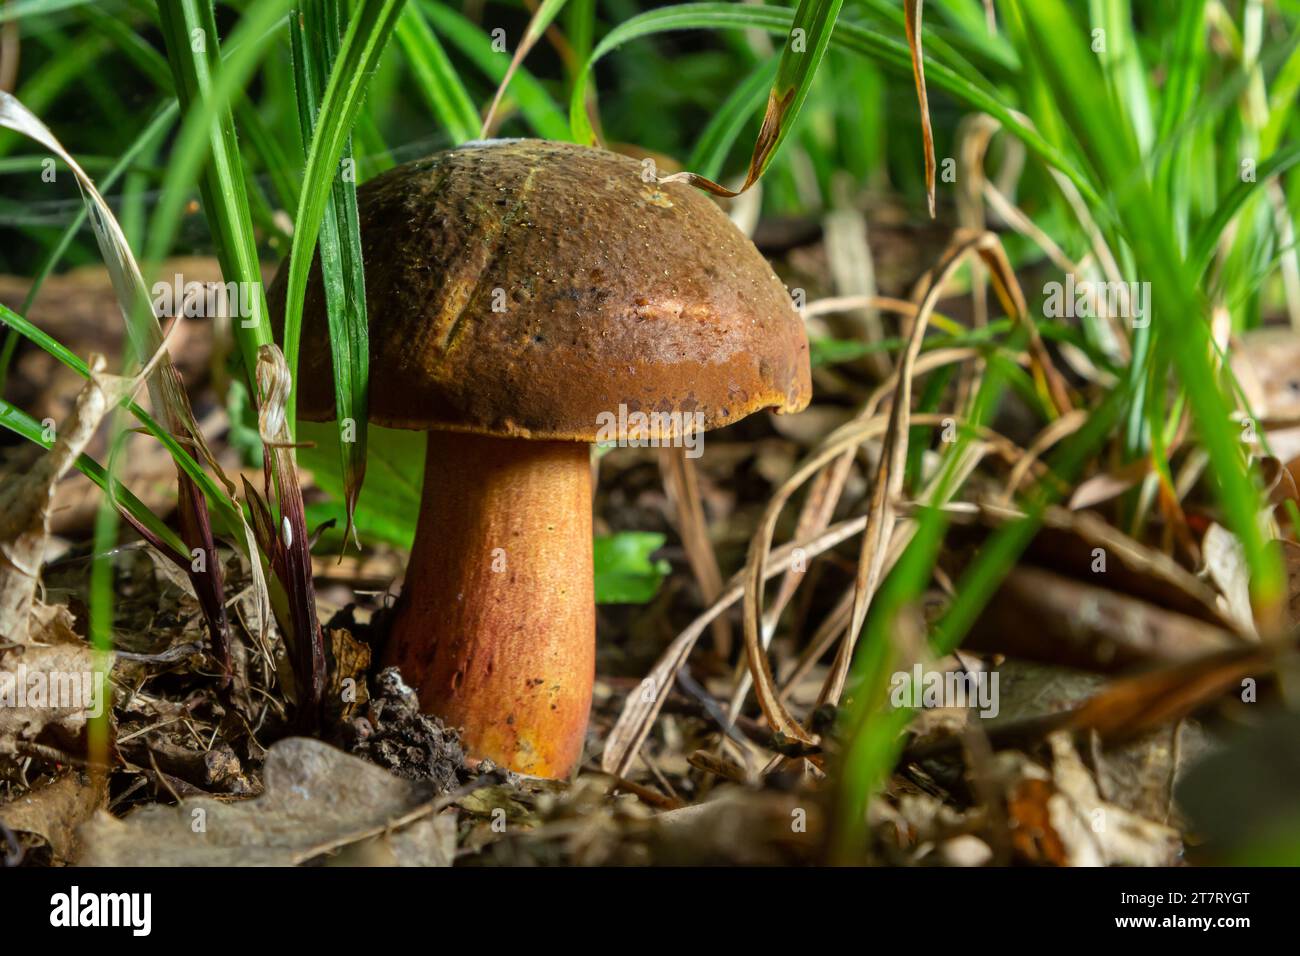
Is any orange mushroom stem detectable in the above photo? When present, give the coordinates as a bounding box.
[382,431,594,778]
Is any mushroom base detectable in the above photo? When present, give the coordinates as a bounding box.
[382,430,595,779]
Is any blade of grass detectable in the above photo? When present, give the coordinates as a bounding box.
[1011,0,1284,616]
[0,0,92,20]
[395,2,480,143]
[687,55,778,180]
[659,0,848,198]
[420,0,570,140]
[156,0,274,383]
[143,0,294,296]
[1189,144,1300,280]
[279,0,406,434]
[564,0,595,83]
[481,0,569,136]
[290,0,371,544]
[903,0,935,216]
[0,398,187,559]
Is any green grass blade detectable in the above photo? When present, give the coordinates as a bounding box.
[481,0,570,135]
[0,0,92,21]
[1091,0,1154,155]
[1012,0,1284,612]
[564,0,595,87]
[687,55,779,179]
[1261,24,1300,156]
[604,0,846,196]
[395,2,480,143]
[279,0,406,434]
[144,0,292,284]
[290,0,371,542]
[156,0,274,385]
[420,0,570,140]
[1189,143,1300,280]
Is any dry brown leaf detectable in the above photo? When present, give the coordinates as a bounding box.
[324,812,457,867]
[967,503,1243,634]
[966,565,1239,671]
[1201,522,1257,637]
[323,626,371,726]
[1043,731,1180,866]
[78,738,457,866]
[1,355,128,643]
[0,769,107,864]
[0,603,109,749]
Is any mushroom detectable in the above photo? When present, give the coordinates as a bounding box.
[275,139,810,778]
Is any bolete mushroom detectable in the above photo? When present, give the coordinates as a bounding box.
[274,139,810,778]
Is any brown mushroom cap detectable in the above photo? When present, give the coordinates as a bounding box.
[271,138,811,441]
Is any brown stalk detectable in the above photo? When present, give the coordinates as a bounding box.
[998,409,1089,504]
[728,300,988,711]
[728,407,1024,719]
[820,232,1068,708]
[252,345,325,727]
[659,447,730,658]
[739,417,898,746]
[601,513,871,779]
[832,236,991,706]
[904,0,936,218]
[780,439,1002,704]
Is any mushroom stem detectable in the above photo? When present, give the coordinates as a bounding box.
[383,430,595,778]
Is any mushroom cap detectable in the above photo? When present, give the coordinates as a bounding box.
[270,139,811,441]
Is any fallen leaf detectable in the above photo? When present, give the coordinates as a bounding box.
[0,603,109,749]
[0,769,106,864]
[77,738,453,866]
[1044,731,1181,866]
[1201,523,1257,637]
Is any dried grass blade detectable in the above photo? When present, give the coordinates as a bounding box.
[601,515,869,778]
[481,0,569,136]
[659,447,730,657]
[973,237,1074,416]
[903,0,936,217]
[656,0,845,198]
[256,345,326,726]
[834,234,988,704]
[738,416,899,747]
